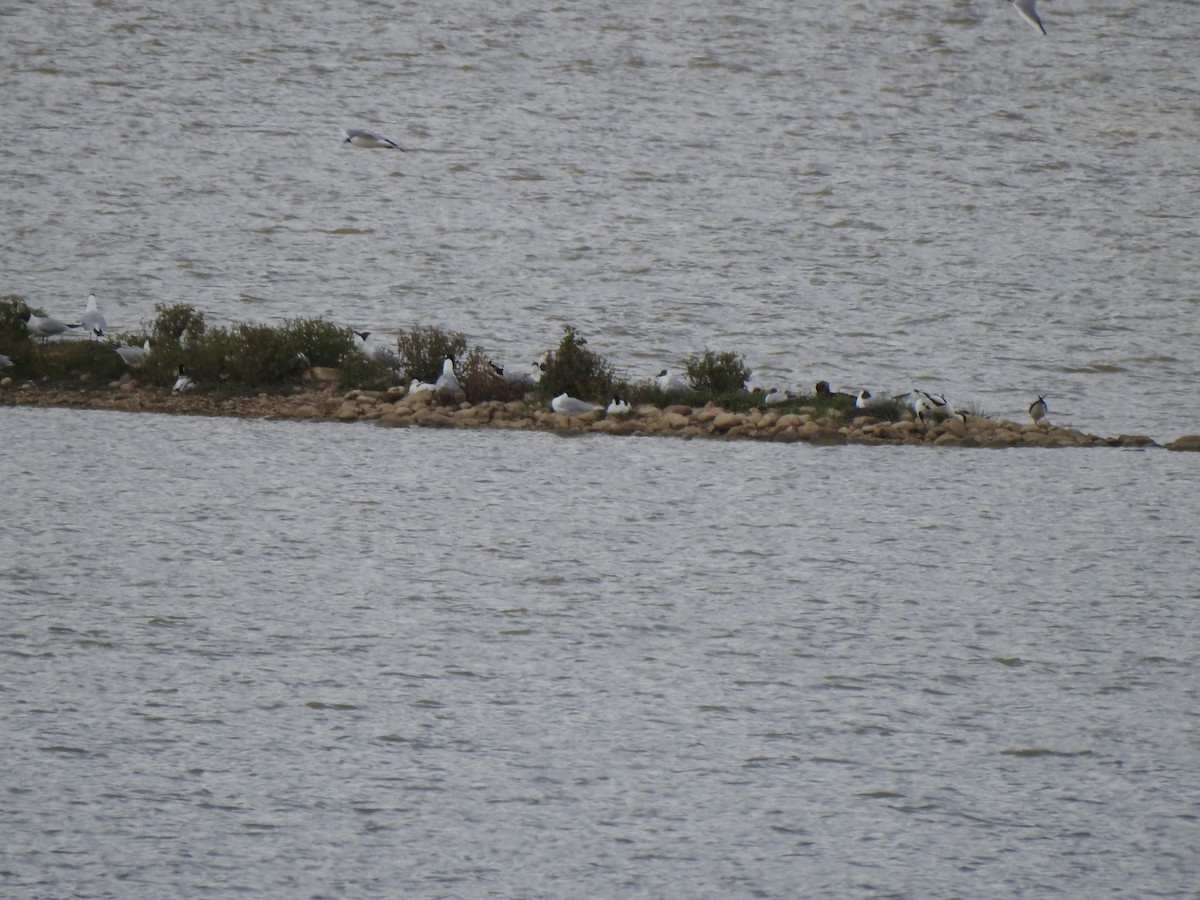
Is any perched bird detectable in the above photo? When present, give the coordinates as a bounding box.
[343,128,405,150]
[435,356,461,395]
[855,390,874,409]
[656,368,688,392]
[552,392,598,427]
[172,365,196,393]
[1029,395,1048,424]
[1007,0,1046,35]
[489,361,540,384]
[114,339,151,368]
[408,378,436,394]
[606,396,632,416]
[353,331,394,363]
[25,313,78,342]
[912,392,935,427]
[814,381,856,404]
[763,388,789,406]
[81,293,106,339]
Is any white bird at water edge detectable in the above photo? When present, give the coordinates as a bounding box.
[606,396,632,415]
[343,128,405,150]
[552,393,599,427]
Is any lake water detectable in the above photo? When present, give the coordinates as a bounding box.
[2,406,1199,897]
[3,0,1200,896]
[2,0,1198,442]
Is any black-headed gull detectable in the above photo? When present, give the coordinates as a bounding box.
[606,396,632,415]
[172,365,197,393]
[81,293,106,339]
[1009,0,1046,35]
[25,313,78,341]
[855,390,874,409]
[552,392,598,428]
[114,339,150,368]
[343,128,405,150]
[814,381,855,404]
[435,356,461,395]
[1029,395,1048,424]
[763,388,789,406]
[656,369,688,392]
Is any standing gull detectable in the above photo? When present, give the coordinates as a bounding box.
[81,293,106,339]
[1008,0,1046,35]
[25,313,78,342]
[343,128,405,150]
[435,356,461,396]
[1029,395,1048,424]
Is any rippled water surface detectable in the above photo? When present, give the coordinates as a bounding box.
[3,0,1198,441]
[2,406,1199,897]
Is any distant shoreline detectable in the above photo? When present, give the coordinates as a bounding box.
[5,380,1197,450]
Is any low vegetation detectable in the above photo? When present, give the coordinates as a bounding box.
[0,294,910,420]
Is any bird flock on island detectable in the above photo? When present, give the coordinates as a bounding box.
[14,292,1057,425]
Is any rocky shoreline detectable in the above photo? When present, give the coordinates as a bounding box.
[5,378,1199,450]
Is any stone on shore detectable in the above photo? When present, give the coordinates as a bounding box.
[1166,434,1200,452]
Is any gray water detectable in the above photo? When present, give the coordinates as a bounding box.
[2,406,1199,897]
[2,0,1198,441]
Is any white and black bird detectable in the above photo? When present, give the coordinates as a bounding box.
[343,128,405,150]
[435,356,461,395]
[656,368,688,392]
[172,365,196,393]
[81,293,106,339]
[1008,0,1046,35]
[552,392,598,427]
[1029,395,1048,424]
[408,378,436,395]
[606,396,632,416]
[855,390,874,409]
[763,388,789,406]
[114,339,151,368]
[25,313,78,341]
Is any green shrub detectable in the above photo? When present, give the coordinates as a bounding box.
[394,324,468,384]
[456,346,529,404]
[537,325,614,401]
[152,303,206,344]
[0,294,34,349]
[683,349,751,394]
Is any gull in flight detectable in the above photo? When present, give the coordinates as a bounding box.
[81,293,106,339]
[1009,0,1046,35]
[343,128,405,150]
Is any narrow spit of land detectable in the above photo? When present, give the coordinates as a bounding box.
[4,378,1196,450]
